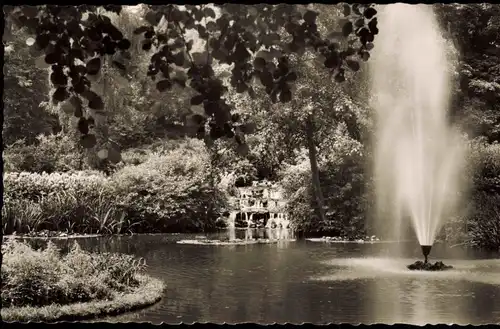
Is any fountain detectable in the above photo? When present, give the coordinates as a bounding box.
[370,4,465,270]
[421,245,432,264]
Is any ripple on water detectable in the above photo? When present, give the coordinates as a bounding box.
[311,257,500,285]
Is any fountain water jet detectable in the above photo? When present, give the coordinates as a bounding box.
[369,4,465,267]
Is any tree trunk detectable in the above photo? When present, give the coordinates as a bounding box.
[305,115,326,224]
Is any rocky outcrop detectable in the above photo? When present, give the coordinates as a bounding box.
[407,260,454,271]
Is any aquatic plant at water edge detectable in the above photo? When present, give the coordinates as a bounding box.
[2,172,123,234]
[1,239,147,308]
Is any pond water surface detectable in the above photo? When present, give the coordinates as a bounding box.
[46,229,500,324]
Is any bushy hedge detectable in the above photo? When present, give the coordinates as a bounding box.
[3,133,85,173]
[3,141,228,235]
[436,138,500,250]
[1,238,146,308]
[111,145,228,233]
[461,140,500,250]
[280,149,370,238]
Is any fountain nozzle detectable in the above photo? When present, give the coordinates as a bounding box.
[421,245,432,264]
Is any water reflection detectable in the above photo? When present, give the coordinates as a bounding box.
[316,257,500,324]
[23,232,500,324]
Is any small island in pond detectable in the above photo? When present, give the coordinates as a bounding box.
[407,260,454,271]
[1,238,165,322]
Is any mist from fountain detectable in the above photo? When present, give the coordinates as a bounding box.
[369,4,465,247]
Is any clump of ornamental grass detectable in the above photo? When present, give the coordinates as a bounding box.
[1,238,147,308]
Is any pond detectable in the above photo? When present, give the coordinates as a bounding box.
[42,229,500,324]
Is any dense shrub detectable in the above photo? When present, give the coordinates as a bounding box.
[468,139,500,193]
[467,192,500,250]
[280,147,370,238]
[3,133,85,173]
[437,139,500,250]
[463,139,500,250]
[3,138,229,235]
[1,239,146,308]
[111,142,228,232]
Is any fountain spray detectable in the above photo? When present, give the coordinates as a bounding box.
[369,4,464,271]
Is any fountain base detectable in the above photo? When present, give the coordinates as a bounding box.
[407,260,453,271]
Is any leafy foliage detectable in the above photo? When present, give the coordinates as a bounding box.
[2,140,228,235]
[435,4,500,143]
[111,140,228,232]
[280,123,369,237]
[1,239,146,308]
[3,134,85,173]
[7,4,378,159]
[3,25,62,146]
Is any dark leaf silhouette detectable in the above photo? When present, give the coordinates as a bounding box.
[342,21,353,37]
[364,7,377,20]
[69,96,83,117]
[279,87,292,103]
[117,39,131,50]
[142,40,152,51]
[87,116,95,127]
[236,82,248,93]
[61,101,75,114]
[80,134,97,148]
[346,59,360,71]
[22,6,38,18]
[112,60,126,70]
[343,4,351,16]
[236,143,250,156]
[52,87,69,104]
[191,95,205,106]
[259,71,274,88]
[189,114,205,126]
[360,51,370,61]
[88,95,104,110]
[254,57,267,70]
[231,113,241,122]
[335,71,346,83]
[107,147,122,164]
[355,18,365,28]
[303,10,318,24]
[77,117,89,134]
[173,52,185,67]
[50,71,67,86]
[285,72,297,82]
[86,58,101,75]
[206,21,217,32]
[203,7,216,19]
[133,26,149,35]
[145,11,161,25]
[248,86,256,99]
[241,122,257,134]
[156,79,172,92]
[45,53,59,65]
[12,3,378,147]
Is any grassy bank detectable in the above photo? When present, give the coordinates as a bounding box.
[1,239,165,322]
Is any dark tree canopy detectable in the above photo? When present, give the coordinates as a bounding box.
[7,4,378,159]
